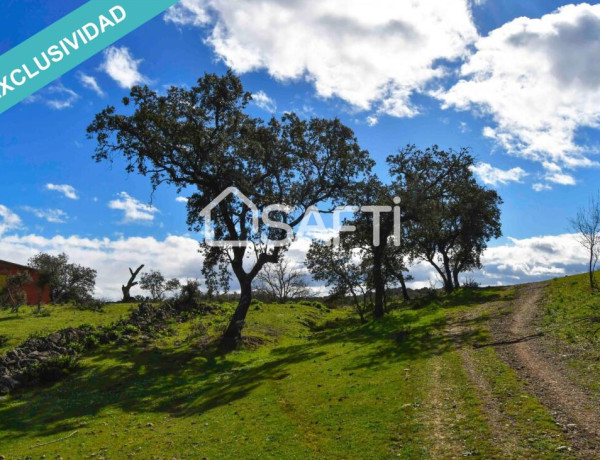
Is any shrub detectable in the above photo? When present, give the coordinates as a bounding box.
[23,355,79,384]
[462,277,480,289]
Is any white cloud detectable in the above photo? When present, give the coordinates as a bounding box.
[470,162,528,186]
[175,196,189,203]
[100,46,149,89]
[252,90,276,112]
[439,4,600,181]
[366,116,379,127]
[109,192,159,223]
[480,233,586,282]
[0,234,203,300]
[0,205,22,236]
[26,83,79,110]
[0,227,591,299]
[532,183,552,192]
[46,183,79,200]
[78,72,105,97]
[22,207,68,224]
[545,171,576,186]
[167,0,478,117]
[164,0,210,26]
[459,121,470,133]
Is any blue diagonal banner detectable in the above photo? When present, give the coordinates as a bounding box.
[0,0,179,114]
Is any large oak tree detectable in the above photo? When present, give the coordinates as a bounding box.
[87,71,372,346]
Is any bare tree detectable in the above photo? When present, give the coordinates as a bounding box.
[121,264,144,302]
[255,259,310,302]
[571,193,600,290]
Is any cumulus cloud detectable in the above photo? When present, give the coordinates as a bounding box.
[46,183,79,200]
[470,162,528,186]
[100,46,149,89]
[0,234,203,299]
[78,72,105,97]
[164,0,210,26]
[0,205,22,236]
[166,0,478,117]
[108,192,159,223]
[22,207,68,224]
[439,4,600,186]
[175,196,189,203]
[0,227,591,299]
[479,233,586,283]
[252,90,276,112]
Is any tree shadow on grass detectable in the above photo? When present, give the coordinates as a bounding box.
[271,313,488,373]
[0,290,508,442]
[0,340,326,441]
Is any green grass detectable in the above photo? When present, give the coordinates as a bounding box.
[0,303,137,353]
[543,272,600,395]
[0,289,570,458]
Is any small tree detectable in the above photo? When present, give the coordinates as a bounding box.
[571,193,600,290]
[28,253,97,304]
[35,270,52,313]
[121,264,144,302]
[306,239,370,323]
[0,271,33,313]
[255,259,310,302]
[139,270,181,301]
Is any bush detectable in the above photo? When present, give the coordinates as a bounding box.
[24,355,79,384]
[298,299,329,311]
[76,297,107,311]
[462,277,480,289]
[33,307,52,317]
[122,324,140,336]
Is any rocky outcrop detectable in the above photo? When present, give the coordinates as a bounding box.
[0,328,81,395]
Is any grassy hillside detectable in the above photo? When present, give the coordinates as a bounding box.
[0,286,574,459]
[0,303,137,353]
[542,273,600,396]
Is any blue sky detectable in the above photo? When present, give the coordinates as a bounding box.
[0,0,599,297]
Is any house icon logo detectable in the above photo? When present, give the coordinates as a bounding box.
[199,187,260,247]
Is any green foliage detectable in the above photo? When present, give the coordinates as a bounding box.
[139,270,180,301]
[389,145,502,292]
[0,271,33,313]
[28,252,97,304]
[22,355,79,385]
[306,240,371,322]
[88,70,373,342]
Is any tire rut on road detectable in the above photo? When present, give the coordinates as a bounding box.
[491,282,600,457]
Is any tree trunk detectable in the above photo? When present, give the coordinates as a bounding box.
[397,274,410,301]
[453,270,460,289]
[589,250,595,290]
[442,254,454,292]
[122,264,144,302]
[222,279,253,347]
[372,249,385,318]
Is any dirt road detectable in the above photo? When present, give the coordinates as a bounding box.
[491,282,600,457]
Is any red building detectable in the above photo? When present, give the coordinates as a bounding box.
[0,259,51,305]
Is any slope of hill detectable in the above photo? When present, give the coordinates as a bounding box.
[0,277,598,458]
